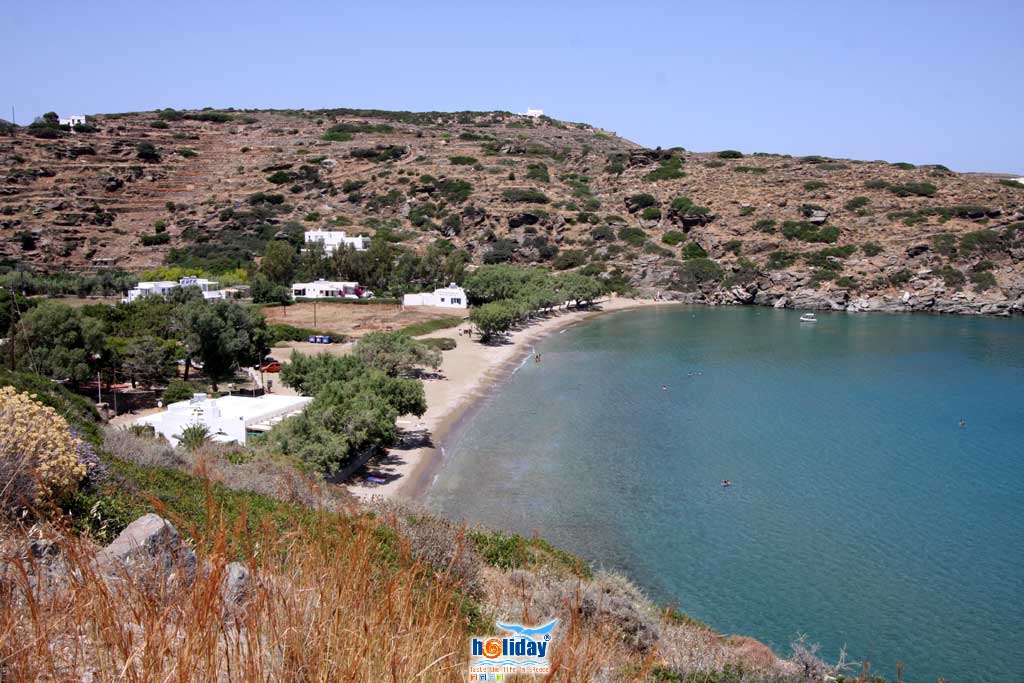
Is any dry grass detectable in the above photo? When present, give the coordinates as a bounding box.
[262,301,467,339]
[0,507,472,681]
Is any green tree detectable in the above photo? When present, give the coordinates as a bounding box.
[13,301,105,386]
[353,331,442,377]
[172,300,269,389]
[260,240,297,285]
[470,301,517,341]
[119,336,177,389]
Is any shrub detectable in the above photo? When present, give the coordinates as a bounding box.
[150,120,169,129]
[163,379,207,404]
[140,233,171,246]
[864,179,890,190]
[670,196,711,216]
[136,142,160,162]
[617,227,647,247]
[154,220,167,233]
[891,162,916,170]
[959,229,1003,256]
[766,250,797,269]
[448,155,477,166]
[970,270,997,291]
[861,241,883,256]
[781,221,839,243]
[997,179,1024,190]
[717,150,743,159]
[818,162,848,171]
[754,218,776,233]
[0,385,86,514]
[525,163,550,183]
[724,239,742,255]
[553,250,586,270]
[739,206,755,216]
[888,182,937,197]
[801,155,828,164]
[483,239,516,263]
[935,265,966,289]
[641,207,662,221]
[502,188,549,203]
[643,157,684,181]
[932,233,958,257]
[803,181,827,191]
[661,230,686,246]
[590,225,615,241]
[835,276,856,288]
[844,196,870,211]
[733,166,767,174]
[266,170,295,185]
[626,193,657,210]
[672,258,722,290]
[681,242,707,259]
[321,131,353,142]
[177,148,197,158]
[888,269,913,286]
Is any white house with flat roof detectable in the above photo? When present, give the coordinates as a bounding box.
[134,393,312,447]
[520,108,544,118]
[123,276,226,304]
[291,279,372,300]
[402,283,467,308]
[59,114,87,127]
[304,230,370,254]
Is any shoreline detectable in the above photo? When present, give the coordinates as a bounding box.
[347,296,678,500]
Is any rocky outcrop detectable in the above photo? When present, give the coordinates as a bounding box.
[95,513,196,584]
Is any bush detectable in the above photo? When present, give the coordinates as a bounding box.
[266,170,295,184]
[889,182,937,197]
[661,230,686,246]
[502,188,549,204]
[525,163,550,183]
[626,193,657,210]
[861,241,883,256]
[733,166,767,174]
[483,239,516,263]
[766,250,797,269]
[724,239,742,255]
[641,207,662,220]
[717,150,743,159]
[177,148,197,158]
[150,120,169,129]
[0,385,86,515]
[997,179,1024,190]
[780,221,839,243]
[803,181,827,191]
[670,196,710,216]
[163,379,207,404]
[672,258,722,291]
[681,242,707,259]
[932,233,958,256]
[864,179,890,190]
[935,265,966,289]
[618,227,647,247]
[136,142,160,162]
[844,196,870,211]
[417,337,456,351]
[888,269,913,286]
[970,270,997,291]
[891,162,916,170]
[436,178,473,203]
[754,218,776,233]
[321,131,353,142]
[553,250,586,270]
[590,225,615,241]
[448,155,478,166]
[140,233,171,246]
[643,157,684,181]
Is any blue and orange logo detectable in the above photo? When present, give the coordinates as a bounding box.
[469,618,558,675]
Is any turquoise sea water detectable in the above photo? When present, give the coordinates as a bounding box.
[426,306,1024,683]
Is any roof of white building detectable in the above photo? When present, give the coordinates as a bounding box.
[292,279,360,289]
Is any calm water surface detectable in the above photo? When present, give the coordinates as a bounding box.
[426,306,1024,683]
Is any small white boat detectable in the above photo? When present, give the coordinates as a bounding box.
[799,313,818,323]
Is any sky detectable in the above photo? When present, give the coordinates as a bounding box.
[2,0,1021,173]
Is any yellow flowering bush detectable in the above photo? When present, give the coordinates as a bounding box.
[0,385,86,513]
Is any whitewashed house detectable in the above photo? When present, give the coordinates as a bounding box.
[291,279,372,300]
[59,115,87,127]
[303,230,370,254]
[402,283,467,309]
[135,393,312,447]
[123,276,226,304]
[520,108,544,118]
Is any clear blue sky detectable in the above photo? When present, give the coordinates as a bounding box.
[3,0,1021,173]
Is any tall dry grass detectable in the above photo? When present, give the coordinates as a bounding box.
[0,506,472,682]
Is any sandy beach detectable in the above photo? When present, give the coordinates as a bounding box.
[347,296,676,500]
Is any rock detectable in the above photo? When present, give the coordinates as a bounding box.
[95,514,196,584]
[222,562,252,606]
[807,210,829,224]
[905,244,929,258]
[508,212,540,229]
[773,296,788,309]
[729,285,756,304]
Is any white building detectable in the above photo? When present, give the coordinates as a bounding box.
[59,115,87,127]
[304,230,370,254]
[520,108,544,118]
[402,283,467,308]
[123,276,226,304]
[291,279,372,300]
[135,393,312,447]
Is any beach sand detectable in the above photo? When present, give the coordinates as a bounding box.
[348,297,676,500]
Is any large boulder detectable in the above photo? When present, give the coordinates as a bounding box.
[95,514,196,584]
[222,561,252,606]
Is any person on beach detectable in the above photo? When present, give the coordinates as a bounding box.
[535,354,541,364]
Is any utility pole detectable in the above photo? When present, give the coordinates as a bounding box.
[313,300,318,327]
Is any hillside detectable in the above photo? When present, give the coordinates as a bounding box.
[2,108,1022,315]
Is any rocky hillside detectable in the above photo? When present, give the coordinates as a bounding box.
[2,108,1023,315]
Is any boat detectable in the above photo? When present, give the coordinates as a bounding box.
[722,480,731,488]
[799,313,817,323]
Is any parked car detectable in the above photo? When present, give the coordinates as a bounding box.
[259,360,282,373]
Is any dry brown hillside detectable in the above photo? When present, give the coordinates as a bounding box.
[2,108,1022,315]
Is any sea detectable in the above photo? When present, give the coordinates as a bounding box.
[425,305,1024,683]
